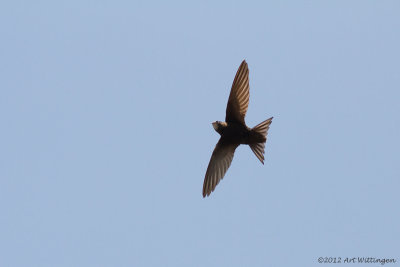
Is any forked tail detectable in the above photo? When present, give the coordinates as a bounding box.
[249,117,273,164]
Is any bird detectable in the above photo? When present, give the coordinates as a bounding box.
[202,60,273,197]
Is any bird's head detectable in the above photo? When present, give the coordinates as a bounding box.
[212,121,227,133]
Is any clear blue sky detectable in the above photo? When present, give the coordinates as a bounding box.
[1,1,399,267]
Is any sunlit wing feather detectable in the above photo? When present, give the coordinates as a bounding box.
[225,60,250,125]
[202,140,238,197]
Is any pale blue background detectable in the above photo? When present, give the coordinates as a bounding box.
[1,1,399,267]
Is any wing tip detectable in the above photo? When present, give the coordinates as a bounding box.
[202,186,208,198]
[202,187,211,198]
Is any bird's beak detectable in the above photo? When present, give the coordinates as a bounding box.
[212,122,218,131]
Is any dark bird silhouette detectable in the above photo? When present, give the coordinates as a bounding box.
[203,60,273,197]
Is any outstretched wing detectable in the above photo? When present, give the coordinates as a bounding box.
[202,139,238,197]
[225,60,250,125]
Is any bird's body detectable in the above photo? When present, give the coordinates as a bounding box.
[202,60,273,197]
[213,121,266,145]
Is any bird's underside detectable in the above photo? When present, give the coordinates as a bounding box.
[202,60,273,197]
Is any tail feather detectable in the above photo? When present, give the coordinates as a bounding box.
[249,117,273,164]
